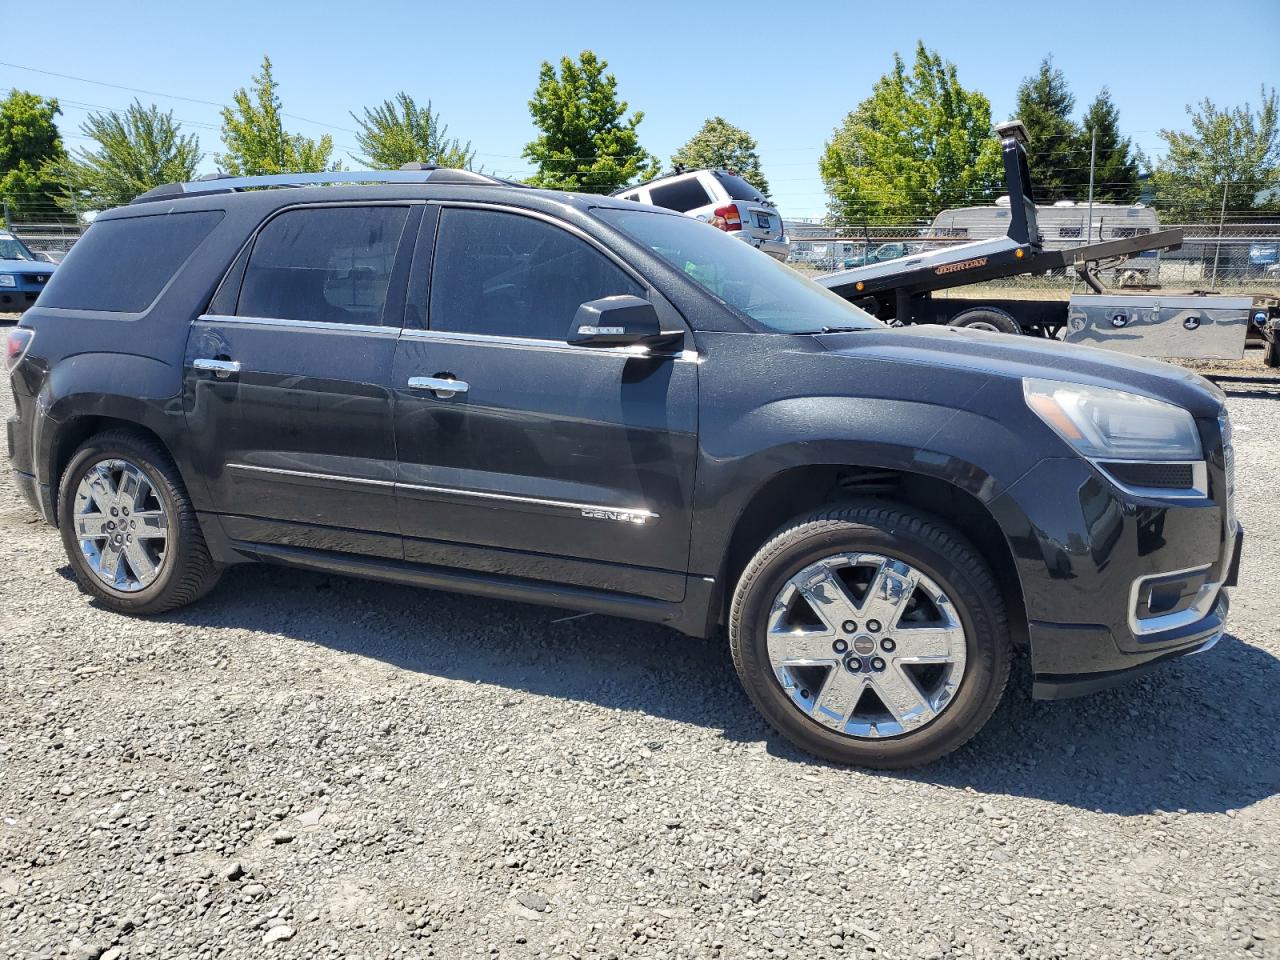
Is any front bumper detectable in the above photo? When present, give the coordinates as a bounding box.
[1030,524,1241,699]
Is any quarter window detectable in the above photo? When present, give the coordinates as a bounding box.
[429,208,643,340]
[237,206,409,325]
[39,211,223,313]
[647,177,713,213]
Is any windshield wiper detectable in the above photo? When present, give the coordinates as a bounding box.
[815,325,869,334]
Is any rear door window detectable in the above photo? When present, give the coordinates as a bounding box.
[429,207,643,341]
[38,211,224,313]
[237,205,410,325]
[648,177,713,212]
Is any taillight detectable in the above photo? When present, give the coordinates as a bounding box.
[5,327,34,372]
[713,205,742,232]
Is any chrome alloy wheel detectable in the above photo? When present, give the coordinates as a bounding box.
[766,553,968,738]
[72,459,170,592]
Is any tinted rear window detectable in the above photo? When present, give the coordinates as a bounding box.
[39,211,224,313]
[648,177,712,212]
[713,172,766,203]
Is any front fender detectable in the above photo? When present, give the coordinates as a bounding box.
[689,392,1049,577]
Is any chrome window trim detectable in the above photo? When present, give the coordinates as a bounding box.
[397,326,698,362]
[226,463,658,523]
[1128,562,1220,636]
[196,314,399,336]
[1094,459,1208,501]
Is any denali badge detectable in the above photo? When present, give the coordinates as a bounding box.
[581,508,648,525]
[577,325,625,336]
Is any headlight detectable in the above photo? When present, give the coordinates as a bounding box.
[0,275,16,288]
[1023,378,1202,461]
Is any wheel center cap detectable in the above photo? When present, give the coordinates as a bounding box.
[852,635,876,656]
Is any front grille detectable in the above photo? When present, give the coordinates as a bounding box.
[1100,461,1195,489]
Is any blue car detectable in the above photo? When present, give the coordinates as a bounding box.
[0,231,56,315]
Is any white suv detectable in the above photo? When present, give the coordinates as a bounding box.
[613,169,789,261]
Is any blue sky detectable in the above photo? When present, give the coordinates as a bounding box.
[3,0,1277,218]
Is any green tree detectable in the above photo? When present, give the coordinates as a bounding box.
[819,42,1002,225]
[50,101,201,212]
[1151,86,1280,221]
[671,117,770,195]
[0,89,65,223]
[523,50,658,193]
[1015,56,1083,202]
[218,56,335,175]
[351,93,474,170]
[1076,87,1140,202]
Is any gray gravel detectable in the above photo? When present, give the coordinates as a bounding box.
[1,382,1277,960]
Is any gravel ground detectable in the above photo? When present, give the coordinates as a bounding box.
[1,383,1278,960]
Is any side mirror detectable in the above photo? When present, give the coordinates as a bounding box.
[567,295,676,349]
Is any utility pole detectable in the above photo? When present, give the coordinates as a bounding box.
[1,199,10,231]
[1211,178,1229,289]
[1085,127,1097,242]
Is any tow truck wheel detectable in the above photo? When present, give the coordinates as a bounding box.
[948,307,1022,336]
[729,502,1012,769]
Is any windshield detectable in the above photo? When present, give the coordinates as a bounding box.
[0,235,35,261]
[593,208,880,333]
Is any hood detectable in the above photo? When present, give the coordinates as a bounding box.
[0,259,56,276]
[817,325,1225,418]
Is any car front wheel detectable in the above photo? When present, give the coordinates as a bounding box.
[729,502,1011,769]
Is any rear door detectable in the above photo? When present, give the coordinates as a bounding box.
[390,203,699,601]
[184,202,419,558]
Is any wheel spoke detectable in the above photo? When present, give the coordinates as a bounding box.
[797,565,861,632]
[768,631,841,669]
[871,664,936,730]
[132,510,169,539]
[74,513,111,539]
[116,469,143,511]
[97,542,123,582]
[123,540,159,585]
[810,670,868,731]
[892,624,965,662]
[858,560,919,631]
[86,465,118,511]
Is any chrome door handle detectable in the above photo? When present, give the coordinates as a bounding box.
[408,376,469,399]
[193,358,241,379]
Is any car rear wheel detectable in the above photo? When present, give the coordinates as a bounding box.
[58,429,220,615]
[729,502,1011,768]
[948,306,1022,335]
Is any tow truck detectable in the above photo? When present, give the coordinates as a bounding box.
[817,121,1280,366]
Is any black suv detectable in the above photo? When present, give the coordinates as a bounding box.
[5,168,1242,768]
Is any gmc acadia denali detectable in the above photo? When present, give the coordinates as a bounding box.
[4,168,1242,768]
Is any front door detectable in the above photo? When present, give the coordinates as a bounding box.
[391,205,698,601]
[184,203,418,558]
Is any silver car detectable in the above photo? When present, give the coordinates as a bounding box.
[613,169,789,261]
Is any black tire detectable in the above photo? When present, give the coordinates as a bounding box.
[58,428,220,615]
[1265,338,1280,369]
[729,502,1011,769]
[948,306,1022,335]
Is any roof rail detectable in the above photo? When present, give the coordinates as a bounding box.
[131,165,523,204]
